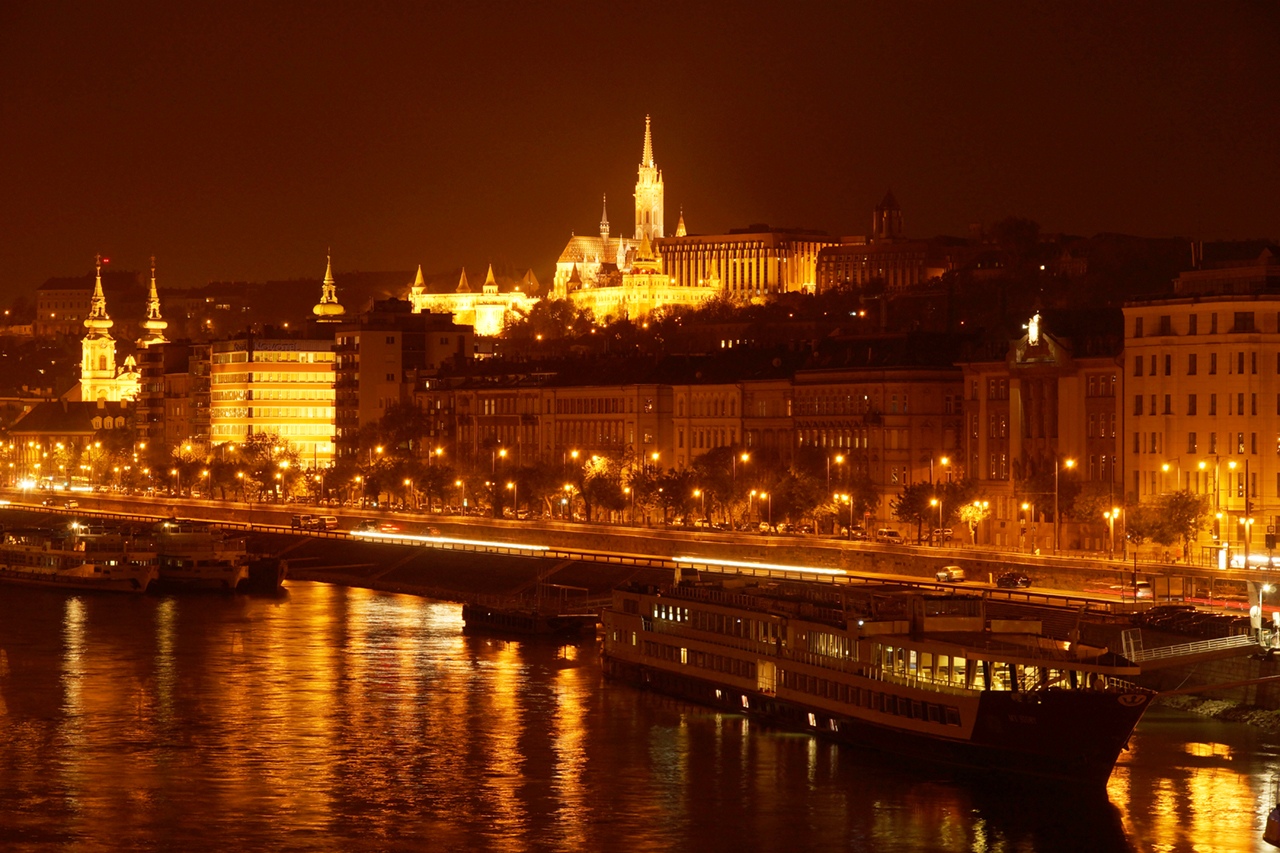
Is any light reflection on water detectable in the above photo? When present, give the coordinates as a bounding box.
[0,582,1275,851]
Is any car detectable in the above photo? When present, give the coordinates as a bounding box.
[935,566,967,583]
[996,571,1031,589]
[377,522,400,533]
[930,528,954,543]
[353,519,378,532]
[875,529,904,544]
[1135,580,1153,600]
[64,500,79,509]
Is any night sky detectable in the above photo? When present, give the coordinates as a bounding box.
[2,1,1277,296]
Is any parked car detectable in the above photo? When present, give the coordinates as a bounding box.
[930,528,954,543]
[996,571,1031,589]
[64,499,79,509]
[875,529,904,545]
[935,566,967,583]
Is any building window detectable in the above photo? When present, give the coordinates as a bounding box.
[1254,394,1259,416]
[1233,312,1256,333]
[1238,352,1245,375]
[1211,313,1218,334]
[1209,432,1217,454]
[1210,352,1217,375]
[1163,394,1171,414]
[1187,394,1196,416]
[1210,394,1217,416]
[1188,353,1197,375]
[1237,432,1246,454]
[1252,432,1258,455]
[1189,314,1198,335]
[1239,393,1245,416]
[1133,395,1143,416]
[1134,317,1144,338]
[1187,432,1196,454]
[1133,356,1142,377]
[1150,355,1157,376]
[1158,315,1172,335]
[1133,432,1140,453]
[1164,354,1172,376]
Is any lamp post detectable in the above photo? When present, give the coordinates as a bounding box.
[563,483,574,521]
[694,488,705,521]
[749,489,757,523]
[733,451,749,482]
[507,481,517,519]
[624,485,634,525]
[492,447,507,474]
[404,478,414,510]
[760,491,772,530]
[1242,517,1255,567]
[1054,457,1075,554]
[170,467,180,497]
[455,478,466,513]
[1104,508,1118,558]
[940,455,951,483]
[930,497,942,546]
[827,453,844,492]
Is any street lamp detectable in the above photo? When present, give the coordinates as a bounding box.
[170,467,180,496]
[404,478,414,510]
[733,451,749,481]
[1242,517,1255,566]
[355,474,365,508]
[694,488,705,521]
[455,478,466,512]
[760,491,772,530]
[1054,457,1075,554]
[1104,507,1118,558]
[930,497,942,545]
[827,453,844,491]
[624,485,634,525]
[507,481,517,518]
[563,483,574,521]
[493,447,507,474]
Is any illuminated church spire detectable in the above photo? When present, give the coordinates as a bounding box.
[634,115,664,242]
[138,255,169,348]
[410,264,425,298]
[456,267,471,293]
[84,254,113,335]
[312,250,345,318]
[483,263,498,295]
[600,194,610,240]
[675,207,687,237]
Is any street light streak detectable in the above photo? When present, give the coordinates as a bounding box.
[350,529,547,551]
[674,555,844,577]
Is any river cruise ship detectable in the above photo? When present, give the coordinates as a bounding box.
[601,576,1153,787]
[0,523,158,594]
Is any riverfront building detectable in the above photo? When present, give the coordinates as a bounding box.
[1123,249,1280,562]
[208,336,336,466]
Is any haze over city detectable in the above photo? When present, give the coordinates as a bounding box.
[2,1,1277,294]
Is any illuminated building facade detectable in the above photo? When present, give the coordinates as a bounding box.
[657,226,839,300]
[568,232,718,323]
[78,256,140,403]
[408,263,537,337]
[959,315,1121,550]
[553,116,666,302]
[333,298,472,458]
[209,336,336,466]
[1123,250,1280,561]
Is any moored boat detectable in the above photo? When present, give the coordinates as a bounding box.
[462,601,597,637]
[0,523,158,594]
[601,574,1153,787]
[152,519,251,592]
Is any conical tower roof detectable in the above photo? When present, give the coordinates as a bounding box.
[483,263,498,293]
[456,267,471,293]
[84,254,114,336]
[313,250,345,317]
[139,255,169,346]
[641,115,654,168]
[675,208,687,237]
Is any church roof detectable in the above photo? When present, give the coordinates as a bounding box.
[877,190,900,211]
[456,268,471,293]
[8,400,132,437]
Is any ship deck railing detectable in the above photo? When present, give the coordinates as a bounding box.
[1123,632,1257,662]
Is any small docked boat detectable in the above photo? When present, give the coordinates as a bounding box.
[602,573,1154,787]
[0,523,157,594]
[153,519,251,592]
[462,601,598,637]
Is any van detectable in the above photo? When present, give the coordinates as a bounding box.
[290,514,313,529]
[875,528,904,544]
[314,516,338,531]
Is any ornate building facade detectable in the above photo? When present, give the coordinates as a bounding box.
[408,263,537,337]
[78,256,139,403]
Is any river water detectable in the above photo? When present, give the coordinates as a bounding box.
[0,581,1277,853]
